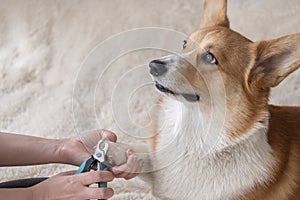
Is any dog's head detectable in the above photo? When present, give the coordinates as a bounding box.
[149,0,300,110]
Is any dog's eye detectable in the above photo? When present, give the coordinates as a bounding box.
[202,52,218,65]
[183,40,187,49]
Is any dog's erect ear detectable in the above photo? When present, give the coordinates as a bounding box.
[201,0,229,28]
[247,33,300,90]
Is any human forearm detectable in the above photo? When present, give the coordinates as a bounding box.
[0,188,32,200]
[0,132,63,166]
[0,129,142,177]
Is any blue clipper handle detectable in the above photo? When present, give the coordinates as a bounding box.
[97,162,108,200]
[76,158,90,174]
[76,157,109,200]
[97,162,108,188]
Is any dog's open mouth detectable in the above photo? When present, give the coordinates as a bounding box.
[155,82,175,95]
[155,82,200,102]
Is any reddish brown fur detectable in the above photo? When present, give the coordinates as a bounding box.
[237,106,300,200]
[150,96,164,151]
[183,27,270,139]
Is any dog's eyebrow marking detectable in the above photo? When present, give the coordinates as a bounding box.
[203,30,221,40]
[199,30,221,49]
[182,49,197,56]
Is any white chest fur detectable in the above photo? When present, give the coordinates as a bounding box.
[150,98,275,200]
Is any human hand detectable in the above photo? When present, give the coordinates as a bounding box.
[59,129,143,180]
[31,170,114,200]
[59,129,117,167]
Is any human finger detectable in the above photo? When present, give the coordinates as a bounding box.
[54,170,77,177]
[83,187,114,200]
[75,170,114,185]
[77,129,117,155]
[100,129,117,142]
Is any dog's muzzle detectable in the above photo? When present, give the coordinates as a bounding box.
[149,60,200,102]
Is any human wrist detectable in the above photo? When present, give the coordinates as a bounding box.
[30,183,43,200]
[0,188,33,200]
[56,137,74,165]
[40,137,65,164]
[56,137,88,166]
[20,188,34,200]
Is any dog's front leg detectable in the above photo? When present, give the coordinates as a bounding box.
[94,140,153,174]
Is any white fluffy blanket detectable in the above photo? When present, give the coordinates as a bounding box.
[0,0,299,199]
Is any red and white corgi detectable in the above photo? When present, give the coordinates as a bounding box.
[143,0,300,199]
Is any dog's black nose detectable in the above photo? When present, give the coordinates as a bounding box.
[149,59,168,77]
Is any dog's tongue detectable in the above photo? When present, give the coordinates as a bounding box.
[181,93,200,102]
